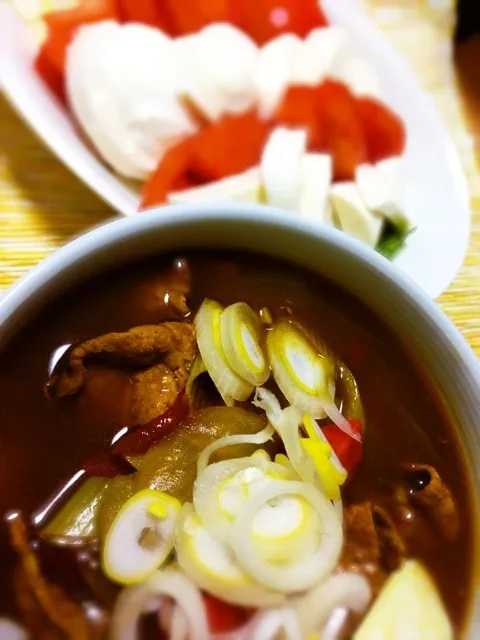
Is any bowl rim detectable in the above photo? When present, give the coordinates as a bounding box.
[0,203,478,371]
[0,202,479,632]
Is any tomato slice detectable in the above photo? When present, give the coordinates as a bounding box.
[189,110,271,181]
[34,45,66,104]
[116,0,175,33]
[166,0,231,36]
[322,419,363,476]
[232,0,328,45]
[38,0,118,77]
[140,140,192,210]
[274,86,323,149]
[357,97,406,163]
[315,80,367,181]
[203,593,251,633]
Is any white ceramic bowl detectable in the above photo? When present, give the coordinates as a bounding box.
[0,0,470,298]
[0,204,479,633]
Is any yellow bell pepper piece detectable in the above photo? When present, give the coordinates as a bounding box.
[300,438,346,500]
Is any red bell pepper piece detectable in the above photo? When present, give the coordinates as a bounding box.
[322,419,363,475]
[356,97,406,163]
[83,453,135,477]
[37,0,118,81]
[232,0,328,46]
[315,80,367,181]
[140,139,193,210]
[189,110,271,181]
[113,394,190,457]
[165,0,231,36]
[203,592,251,633]
[116,0,175,33]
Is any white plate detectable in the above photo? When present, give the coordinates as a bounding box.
[0,0,470,298]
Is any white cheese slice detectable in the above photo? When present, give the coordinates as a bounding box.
[332,55,380,98]
[354,560,453,640]
[168,168,261,204]
[356,157,412,229]
[254,34,302,118]
[329,182,384,247]
[260,127,307,212]
[292,26,349,86]
[177,23,259,122]
[299,153,332,222]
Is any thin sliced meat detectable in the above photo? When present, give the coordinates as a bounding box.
[131,363,182,425]
[49,322,196,398]
[9,514,90,640]
[404,463,460,541]
[339,502,405,594]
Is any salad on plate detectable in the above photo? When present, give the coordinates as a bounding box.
[28,0,414,257]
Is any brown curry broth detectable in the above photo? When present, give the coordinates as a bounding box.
[0,251,473,632]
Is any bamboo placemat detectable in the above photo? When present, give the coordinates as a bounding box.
[1,0,480,352]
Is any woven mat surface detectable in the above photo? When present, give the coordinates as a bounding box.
[1,0,480,352]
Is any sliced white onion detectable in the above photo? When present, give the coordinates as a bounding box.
[110,566,209,640]
[194,299,254,405]
[294,572,371,635]
[175,504,285,608]
[249,608,303,640]
[196,424,274,474]
[170,605,189,640]
[253,389,318,487]
[232,481,343,593]
[319,394,362,442]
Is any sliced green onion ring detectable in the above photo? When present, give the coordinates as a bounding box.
[220,302,270,386]
[194,299,254,406]
[232,481,343,593]
[175,504,285,608]
[194,456,294,544]
[267,321,333,419]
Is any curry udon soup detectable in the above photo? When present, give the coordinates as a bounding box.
[0,252,473,639]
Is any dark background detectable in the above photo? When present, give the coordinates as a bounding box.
[456,0,480,40]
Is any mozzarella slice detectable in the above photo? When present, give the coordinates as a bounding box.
[333,56,380,98]
[299,154,332,222]
[354,561,453,640]
[178,23,259,121]
[260,127,307,212]
[292,26,349,86]
[356,158,412,229]
[67,21,196,180]
[168,168,261,204]
[329,182,384,247]
[254,34,302,118]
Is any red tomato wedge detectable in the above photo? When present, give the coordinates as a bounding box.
[189,110,271,181]
[322,419,363,476]
[34,46,66,104]
[117,0,175,33]
[140,140,192,210]
[203,593,251,633]
[232,0,328,45]
[274,86,323,149]
[315,80,367,181]
[37,0,118,81]
[166,0,232,35]
[357,97,406,163]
